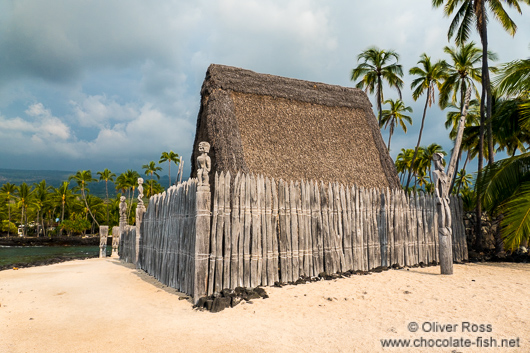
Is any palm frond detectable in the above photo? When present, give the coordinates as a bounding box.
[488,0,518,35]
[476,152,530,214]
[500,182,530,250]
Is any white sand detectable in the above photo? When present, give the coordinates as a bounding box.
[1,258,528,353]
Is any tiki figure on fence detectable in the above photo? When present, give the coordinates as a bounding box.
[119,196,127,224]
[432,152,452,237]
[197,141,211,186]
[137,177,144,207]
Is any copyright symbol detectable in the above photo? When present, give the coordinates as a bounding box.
[408,322,419,332]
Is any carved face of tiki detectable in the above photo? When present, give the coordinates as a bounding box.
[198,141,210,154]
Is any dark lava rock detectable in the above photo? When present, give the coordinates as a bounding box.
[205,300,213,311]
[294,278,306,285]
[242,291,261,301]
[234,287,246,296]
[231,296,242,307]
[196,297,208,308]
[371,266,388,273]
[254,287,268,299]
[211,297,231,313]
[221,288,234,298]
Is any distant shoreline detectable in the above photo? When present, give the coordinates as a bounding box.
[0,236,100,247]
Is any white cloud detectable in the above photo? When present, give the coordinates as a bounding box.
[25,103,49,117]
[0,0,529,174]
[71,95,138,128]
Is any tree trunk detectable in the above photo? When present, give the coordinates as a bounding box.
[105,180,110,226]
[475,1,487,250]
[405,86,431,190]
[481,18,494,165]
[387,121,394,151]
[377,76,383,123]
[7,203,11,237]
[168,162,171,188]
[82,188,99,228]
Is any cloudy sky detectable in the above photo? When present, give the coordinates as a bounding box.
[0,0,529,178]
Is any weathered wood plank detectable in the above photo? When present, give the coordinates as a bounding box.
[321,182,333,274]
[290,181,300,281]
[303,180,312,276]
[259,175,267,286]
[237,174,245,287]
[230,173,241,289]
[265,177,274,286]
[344,185,353,272]
[278,180,287,283]
[223,172,231,290]
[272,178,279,283]
[208,174,219,295]
[311,182,323,275]
[250,174,259,288]
[298,181,306,276]
[379,191,388,267]
[243,174,251,288]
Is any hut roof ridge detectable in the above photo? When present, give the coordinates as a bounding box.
[203,64,373,110]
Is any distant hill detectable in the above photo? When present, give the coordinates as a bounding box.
[0,168,171,198]
[0,168,73,188]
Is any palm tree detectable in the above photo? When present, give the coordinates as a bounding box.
[144,179,164,198]
[159,151,180,187]
[432,0,528,166]
[85,195,105,233]
[351,47,404,123]
[447,99,481,175]
[476,152,530,250]
[423,143,446,183]
[439,42,484,110]
[33,180,51,237]
[405,54,447,190]
[0,183,17,236]
[117,169,140,222]
[54,182,74,225]
[97,168,116,225]
[454,169,473,195]
[380,99,413,151]
[494,55,530,126]
[491,96,530,157]
[495,56,530,96]
[16,183,35,236]
[395,148,415,185]
[143,161,162,197]
[69,170,99,229]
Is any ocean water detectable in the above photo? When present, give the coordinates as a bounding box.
[0,245,111,267]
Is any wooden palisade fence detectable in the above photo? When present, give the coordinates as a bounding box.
[120,172,467,302]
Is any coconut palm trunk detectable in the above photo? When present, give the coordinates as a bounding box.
[406,86,431,190]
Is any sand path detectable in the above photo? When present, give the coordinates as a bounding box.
[1,258,528,352]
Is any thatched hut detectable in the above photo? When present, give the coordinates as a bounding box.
[191,64,400,189]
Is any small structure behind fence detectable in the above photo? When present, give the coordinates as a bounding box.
[120,172,467,302]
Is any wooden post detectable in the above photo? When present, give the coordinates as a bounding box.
[215,172,226,292]
[208,173,219,295]
[271,178,279,284]
[194,179,211,303]
[290,181,300,280]
[230,173,241,289]
[243,174,251,287]
[99,226,108,258]
[223,172,231,290]
[265,177,274,285]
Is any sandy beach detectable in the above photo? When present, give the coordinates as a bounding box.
[1,258,528,353]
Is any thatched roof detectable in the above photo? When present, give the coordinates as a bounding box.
[191,64,400,189]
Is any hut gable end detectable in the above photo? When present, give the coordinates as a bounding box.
[191,64,400,189]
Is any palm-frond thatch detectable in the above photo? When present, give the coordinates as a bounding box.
[191,64,400,189]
